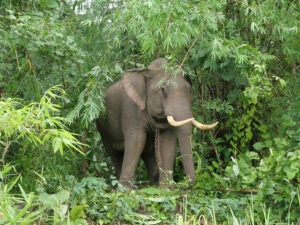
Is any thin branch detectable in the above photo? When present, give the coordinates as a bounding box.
[218,188,258,194]
[218,188,281,195]
[2,141,12,163]
[210,132,223,172]
[15,49,21,72]
[179,33,201,69]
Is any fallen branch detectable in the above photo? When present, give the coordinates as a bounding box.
[218,188,258,194]
[217,188,281,195]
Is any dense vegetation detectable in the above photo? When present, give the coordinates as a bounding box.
[0,0,299,224]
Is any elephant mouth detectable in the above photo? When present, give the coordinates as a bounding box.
[153,116,168,123]
[166,115,218,130]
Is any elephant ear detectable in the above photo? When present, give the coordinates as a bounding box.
[122,70,147,110]
[122,58,168,110]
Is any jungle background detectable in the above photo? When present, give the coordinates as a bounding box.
[0,0,299,224]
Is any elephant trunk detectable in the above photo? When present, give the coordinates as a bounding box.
[177,124,196,186]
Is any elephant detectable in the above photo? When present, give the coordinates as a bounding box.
[96,58,218,189]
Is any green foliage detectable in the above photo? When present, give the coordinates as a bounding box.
[39,189,88,225]
[0,165,88,225]
[0,0,299,224]
[0,10,85,100]
[0,86,84,193]
[0,85,83,158]
[67,65,112,127]
[0,186,44,225]
[106,0,226,62]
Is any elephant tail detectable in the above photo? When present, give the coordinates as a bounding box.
[96,118,108,143]
[96,118,118,155]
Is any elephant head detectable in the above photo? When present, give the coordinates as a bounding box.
[121,58,218,186]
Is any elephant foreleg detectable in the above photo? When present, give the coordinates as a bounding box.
[119,129,146,188]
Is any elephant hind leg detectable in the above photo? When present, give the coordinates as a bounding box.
[110,151,123,179]
[119,130,146,188]
[142,151,159,185]
[97,120,124,179]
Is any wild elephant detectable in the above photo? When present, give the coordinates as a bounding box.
[96,58,218,188]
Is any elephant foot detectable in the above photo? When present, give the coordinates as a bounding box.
[177,177,195,190]
[149,174,159,186]
[159,183,176,189]
[159,169,176,189]
[159,180,176,189]
[116,180,136,192]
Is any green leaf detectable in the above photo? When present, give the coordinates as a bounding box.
[245,151,259,160]
[253,142,265,150]
[53,137,63,154]
[232,164,239,177]
[38,189,70,208]
[40,0,59,9]
[146,197,167,203]
[70,205,87,220]
[114,64,124,74]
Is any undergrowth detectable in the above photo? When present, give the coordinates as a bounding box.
[0,1,299,224]
[1,167,299,225]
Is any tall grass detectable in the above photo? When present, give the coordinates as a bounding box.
[175,192,300,225]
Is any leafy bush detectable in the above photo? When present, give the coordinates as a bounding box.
[0,0,299,224]
[0,85,84,192]
[0,165,88,225]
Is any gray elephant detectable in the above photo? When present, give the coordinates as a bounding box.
[96,58,218,188]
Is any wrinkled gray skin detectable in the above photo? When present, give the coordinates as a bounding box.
[97,58,198,188]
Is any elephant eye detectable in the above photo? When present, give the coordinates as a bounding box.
[161,87,168,98]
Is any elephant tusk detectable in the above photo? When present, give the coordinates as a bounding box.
[191,119,218,130]
[167,115,194,127]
